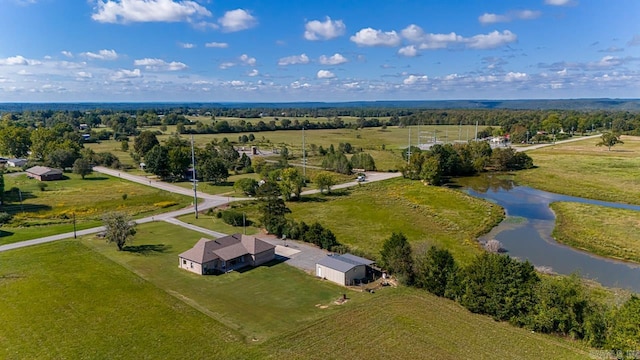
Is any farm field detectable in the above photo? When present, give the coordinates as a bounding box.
[0,173,191,245]
[551,202,640,264]
[516,135,640,204]
[0,223,590,360]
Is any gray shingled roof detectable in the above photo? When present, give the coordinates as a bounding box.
[179,234,275,264]
[317,253,374,273]
[26,166,62,176]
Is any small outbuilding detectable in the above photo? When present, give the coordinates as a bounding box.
[7,158,27,167]
[178,233,275,275]
[316,253,374,286]
[26,166,64,181]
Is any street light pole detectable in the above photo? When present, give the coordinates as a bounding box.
[73,212,77,239]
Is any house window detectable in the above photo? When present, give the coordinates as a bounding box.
[182,260,186,265]
[190,262,193,268]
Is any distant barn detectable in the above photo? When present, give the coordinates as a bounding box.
[26,166,63,181]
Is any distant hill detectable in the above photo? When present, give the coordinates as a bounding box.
[1,98,639,112]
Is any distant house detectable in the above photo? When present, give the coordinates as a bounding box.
[178,233,276,275]
[26,166,64,181]
[7,158,27,167]
[316,253,374,286]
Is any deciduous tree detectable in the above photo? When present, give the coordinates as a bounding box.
[596,132,624,151]
[380,232,414,284]
[103,212,136,251]
[72,158,92,179]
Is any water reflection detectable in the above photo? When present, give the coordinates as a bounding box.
[456,174,640,292]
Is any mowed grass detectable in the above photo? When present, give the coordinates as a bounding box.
[551,202,640,263]
[0,173,190,245]
[172,172,261,196]
[287,178,504,263]
[82,221,362,342]
[0,240,262,359]
[517,135,640,204]
[264,288,590,360]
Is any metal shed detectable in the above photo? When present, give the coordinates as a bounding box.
[316,253,374,286]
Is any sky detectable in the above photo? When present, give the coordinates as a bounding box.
[0,0,639,102]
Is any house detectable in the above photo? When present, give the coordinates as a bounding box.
[25,166,64,181]
[316,253,374,286]
[7,158,27,167]
[178,233,275,275]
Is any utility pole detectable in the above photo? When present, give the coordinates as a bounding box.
[190,135,198,219]
[302,127,306,177]
[243,213,246,235]
[407,127,411,164]
[73,213,77,239]
[475,121,479,141]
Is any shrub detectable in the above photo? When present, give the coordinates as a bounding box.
[37,183,48,191]
[0,212,12,225]
[153,201,178,208]
[221,210,244,226]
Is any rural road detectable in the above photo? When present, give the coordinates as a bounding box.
[515,134,601,152]
[0,169,400,253]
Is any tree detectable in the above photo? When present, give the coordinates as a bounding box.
[0,171,4,205]
[0,126,31,158]
[144,145,170,179]
[167,146,191,180]
[314,172,336,194]
[72,158,92,179]
[420,155,443,185]
[596,132,624,151]
[198,156,228,184]
[102,212,136,251]
[413,245,457,297]
[606,296,640,352]
[234,178,258,196]
[47,147,79,169]
[133,131,159,156]
[350,152,376,171]
[379,232,414,284]
[280,167,305,200]
[257,180,290,236]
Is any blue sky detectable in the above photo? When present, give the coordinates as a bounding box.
[0,0,639,102]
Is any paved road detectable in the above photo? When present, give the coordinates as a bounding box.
[514,134,601,152]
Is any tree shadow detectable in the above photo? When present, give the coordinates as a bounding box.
[2,204,52,215]
[123,244,172,255]
[296,196,328,203]
[0,229,13,238]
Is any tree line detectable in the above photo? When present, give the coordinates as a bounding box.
[379,232,640,353]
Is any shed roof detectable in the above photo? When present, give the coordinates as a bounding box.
[26,166,62,176]
[317,253,374,273]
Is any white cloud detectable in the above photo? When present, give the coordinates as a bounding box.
[290,81,310,89]
[544,0,575,6]
[317,70,336,79]
[133,58,188,71]
[81,49,119,60]
[318,53,348,65]
[466,30,517,49]
[479,10,540,24]
[205,42,228,48]
[278,54,310,66]
[304,17,346,41]
[505,72,528,81]
[403,74,428,85]
[239,54,256,66]
[229,80,245,87]
[398,45,418,57]
[111,68,142,80]
[76,71,93,79]
[92,0,212,24]
[61,51,74,58]
[179,43,195,49]
[218,9,257,32]
[219,62,235,69]
[350,28,401,47]
[0,55,42,66]
[247,69,259,77]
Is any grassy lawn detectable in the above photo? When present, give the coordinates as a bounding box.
[516,135,640,204]
[264,288,590,360]
[286,178,503,263]
[0,173,191,245]
[82,221,365,342]
[551,202,640,263]
[172,173,261,196]
[177,212,260,235]
[0,240,262,359]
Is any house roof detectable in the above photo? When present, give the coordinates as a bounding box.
[179,234,275,264]
[26,166,62,176]
[8,158,27,164]
[317,253,374,273]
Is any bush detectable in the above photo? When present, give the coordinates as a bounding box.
[153,201,178,208]
[0,212,12,225]
[221,210,244,226]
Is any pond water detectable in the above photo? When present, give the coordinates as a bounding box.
[456,175,640,292]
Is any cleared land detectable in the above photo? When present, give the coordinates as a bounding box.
[551,202,640,263]
[265,289,590,360]
[517,135,640,204]
[0,173,190,245]
[0,223,589,359]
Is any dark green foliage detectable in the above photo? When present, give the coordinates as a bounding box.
[94,152,120,168]
[167,146,191,180]
[458,253,539,323]
[606,296,640,352]
[380,232,414,284]
[338,142,353,154]
[102,211,137,251]
[233,178,258,196]
[72,158,93,179]
[350,152,376,171]
[46,148,79,169]
[490,148,534,171]
[322,152,352,174]
[301,222,338,250]
[133,131,159,156]
[221,210,244,226]
[257,180,290,237]
[0,172,4,204]
[197,157,228,185]
[144,145,170,179]
[413,246,457,297]
[596,132,624,151]
[0,212,12,224]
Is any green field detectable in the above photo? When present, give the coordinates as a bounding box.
[0,221,590,359]
[517,135,640,204]
[551,202,640,263]
[0,173,190,245]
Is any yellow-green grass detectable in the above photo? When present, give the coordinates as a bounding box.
[551,202,640,263]
[0,240,262,359]
[0,173,190,245]
[85,140,140,169]
[265,289,590,360]
[83,221,364,342]
[172,173,261,196]
[516,135,640,204]
[177,212,260,235]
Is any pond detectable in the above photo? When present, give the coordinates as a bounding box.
[456,175,640,293]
